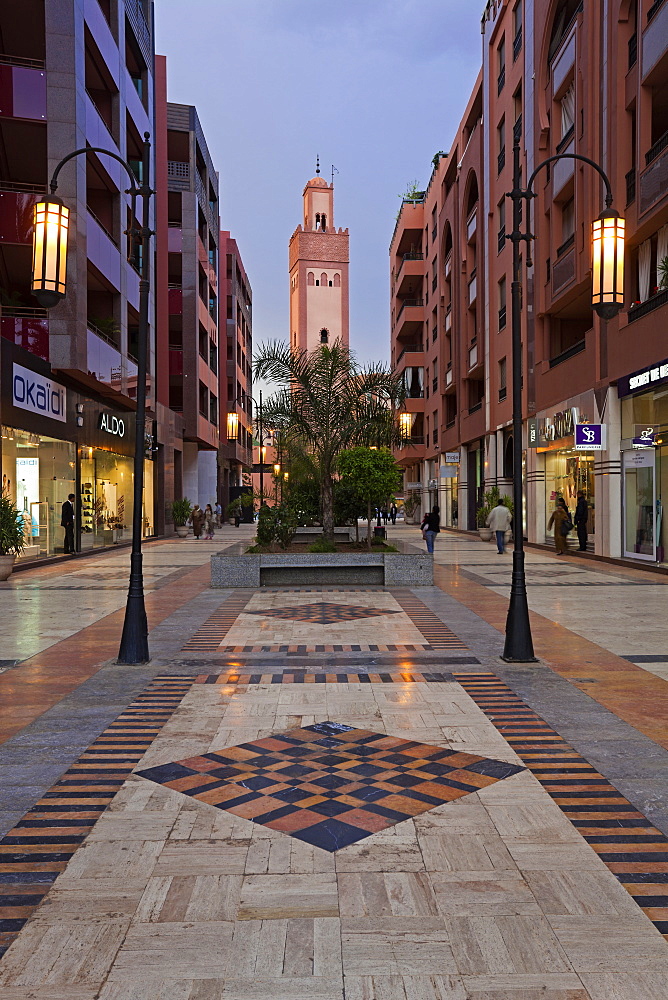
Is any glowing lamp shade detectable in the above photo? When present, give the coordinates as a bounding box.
[399,412,412,442]
[592,209,624,320]
[31,195,69,308]
[226,412,239,441]
[273,463,281,475]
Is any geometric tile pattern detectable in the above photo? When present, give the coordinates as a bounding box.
[0,675,192,959]
[181,590,256,651]
[136,722,524,852]
[391,589,469,648]
[194,669,472,684]
[246,602,403,623]
[455,672,668,943]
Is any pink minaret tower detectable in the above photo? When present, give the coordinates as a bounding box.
[289,159,350,353]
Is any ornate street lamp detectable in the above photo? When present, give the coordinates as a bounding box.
[226,411,239,441]
[31,195,69,307]
[502,142,624,662]
[31,138,154,665]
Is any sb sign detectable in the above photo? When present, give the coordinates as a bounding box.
[574,424,605,451]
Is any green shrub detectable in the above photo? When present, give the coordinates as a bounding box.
[171,497,192,527]
[307,538,337,553]
[0,489,26,556]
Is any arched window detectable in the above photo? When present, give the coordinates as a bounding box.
[320,328,329,344]
[315,213,321,229]
[333,273,341,287]
[307,272,314,286]
[320,213,327,231]
[321,272,328,287]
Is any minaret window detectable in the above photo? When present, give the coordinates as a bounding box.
[315,213,321,229]
[321,272,328,287]
[320,328,329,344]
[333,273,341,287]
[320,214,327,231]
[307,272,314,285]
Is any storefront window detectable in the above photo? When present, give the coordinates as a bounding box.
[621,391,667,563]
[1,426,76,558]
[79,448,155,549]
[544,448,596,535]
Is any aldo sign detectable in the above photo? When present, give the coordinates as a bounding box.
[13,363,66,423]
[99,412,126,437]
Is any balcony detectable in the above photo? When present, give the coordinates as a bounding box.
[466,210,477,242]
[643,0,668,78]
[397,436,425,450]
[125,0,153,64]
[513,114,522,143]
[628,32,637,68]
[167,160,190,190]
[498,386,507,401]
[444,251,452,278]
[445,307,452,333]
[445,368,453,387]
[395,298,424,338]
[639,144,668,214]
[497,67,506,95]
[168,348,183,375]
[1,309,49,361]
[497,226,506,254]
[395,344,423,366]
[549,339,586,368]
[556,232,575,258]
[0,189,36,243]
[168,286,183,315]
[87,326,123,388]
[0,61,46,120]
[468,342,478,369]
[513,27,522,60]
[497,147,506,174]
[498,305,507,330]
[626,168,637,205]
[645,129,668,167]
[627,287,668,323]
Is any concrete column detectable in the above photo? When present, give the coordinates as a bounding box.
[182,442,199,503]
[198,450,218,509]
[458,449,469,530]
[596,389,622,558]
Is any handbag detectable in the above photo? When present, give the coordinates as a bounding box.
[561,514,573,535]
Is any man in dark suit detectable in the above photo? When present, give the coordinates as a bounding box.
[574,490,589,552]
[61,493,75,553]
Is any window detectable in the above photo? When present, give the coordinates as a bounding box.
[315,213,320,229]
[209,339,217,373]
[561,197,575,247]
[321,273,327,286]
[560,82,575,140]
[307,272,314,285]
[497,117,506,174]
[498,276,507,329]
[320,214,327,231]
[209,393,218,426]
[499,357,507,400]
[199,381,208,417]
[497,199,506,253]
[513,2,522,59]
[333,273,341,287]
[320,328,329,344]
[198,323,207,359]
[497,36,506,93]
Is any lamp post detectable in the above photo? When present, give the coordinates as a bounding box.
[32,136,154,665]
[502,138,624,662]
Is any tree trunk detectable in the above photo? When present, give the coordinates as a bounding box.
[367,500,372,550]
[322,476,334,538]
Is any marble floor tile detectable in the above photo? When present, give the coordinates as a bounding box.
[579,971,668,1000]
[341,917,457,975]
[237,874,338,918]
[546,916,668,972]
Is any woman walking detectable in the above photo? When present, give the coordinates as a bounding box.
[547,498,572,555]
[191,504,205,539]
[203,504,215,540]
[421,504,441,554]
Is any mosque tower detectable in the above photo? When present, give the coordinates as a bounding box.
[289,159,349,353]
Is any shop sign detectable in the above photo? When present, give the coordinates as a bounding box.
[406,482,422,489]
[632,425,657,447]
[528,417,539,447]
[12,363,66,423]
[440,466,458,479]
[617,358,668,398]
[99,412,126,437]
[624,449,654,469]
[574,424,605,450]
[540,407,579,443]
[445,452,460,464]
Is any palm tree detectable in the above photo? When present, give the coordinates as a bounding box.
[254,340,405,537]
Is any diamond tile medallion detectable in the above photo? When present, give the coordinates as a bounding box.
[137,722,524,851]
[246,602,402,624]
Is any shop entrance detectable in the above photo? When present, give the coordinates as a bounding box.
[623,450,656,561]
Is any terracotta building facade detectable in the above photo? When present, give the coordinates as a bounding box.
[391,0,668,566]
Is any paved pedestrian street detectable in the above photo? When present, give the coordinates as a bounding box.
[0,526,667,998]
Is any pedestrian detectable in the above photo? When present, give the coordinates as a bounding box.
[203,504,215,540]
[547,498,572,555]
[486,500,512,554]
[190,504,205,539]
[574,490,589,552]
[234,504,242,527]
[390,503,397,525]
[420,504,440,554]
[382,507,389,525]
[61,493,75,554]
[215,501,222,527]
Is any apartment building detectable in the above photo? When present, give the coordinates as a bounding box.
[391,0,668,566]
[220,231,253,511]
[0,0,177,557]
[158,91,221,508]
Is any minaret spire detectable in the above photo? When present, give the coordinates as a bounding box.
[315,155,320,175]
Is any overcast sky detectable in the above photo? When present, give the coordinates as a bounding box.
[155,0,482,368]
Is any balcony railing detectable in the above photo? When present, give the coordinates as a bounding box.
[628,32,637,68]
[497,67,506,94]
[498,305,507,330]
[444,251,452,277]
[468,400,483,414]
[556,124,575,153]
[403,251,423,260]
[432,378,438,393]
[645,129,668,167]
[497,147,506,174]
[0,53,45,69]
[396,298,424,324]
[513,114,522,143]
[445,307,452,333]
[556,232,575,257]
[468,342,478,369]
[445,368,453,387]
[396,344,423,365]
[549,339,586,368]
[513,27,522,60]
[627,287,668,323]
[498,226,506,253]
[626,168,637,205]
[498,386,507,401]
[648,0,666,22]
[398,435,425,448]
[467,210,477,241]
[468,270,477,305]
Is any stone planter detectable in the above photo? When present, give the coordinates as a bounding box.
[175,526,189,538]
[478,527,493,542]
[0,554,16,581]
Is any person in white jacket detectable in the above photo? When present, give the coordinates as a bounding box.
[486,502,512,554]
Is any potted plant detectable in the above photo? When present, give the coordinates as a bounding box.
[403,492,421,524]
[171,498,192,537]
[0,489,26,579]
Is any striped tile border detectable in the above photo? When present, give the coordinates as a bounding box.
[455,672,668,943]
[194,670,461,684]
[392,590,468,649]
[0,675,192,958]
[205,643,437,654]
[181,590,255,651]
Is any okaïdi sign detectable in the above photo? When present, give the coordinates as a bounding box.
[99,412,125,437]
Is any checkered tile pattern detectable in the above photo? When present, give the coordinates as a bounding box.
[247,602,402,624]
[137,723,524,852]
